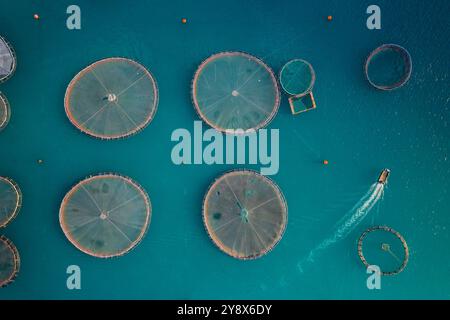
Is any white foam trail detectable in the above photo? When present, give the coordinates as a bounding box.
[298,182,384,272]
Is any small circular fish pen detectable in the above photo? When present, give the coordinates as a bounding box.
[365,44,412,91]
[65,57,159,139]
[357,225,409,276]
[279,59,316,115]
[202,170,287,260]
[192,52,280,133]
[0,176,22,228]
[59,174,152,258]
[0,235,20,288]
[0,36,16,83]
[279,59,315,96]
[0,93,11,132]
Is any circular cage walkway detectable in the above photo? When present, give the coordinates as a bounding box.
[0,235,20,288]
[192,52,280,133]
[358,225,409,276]
[202,170,287,260]
[0,36,16,83]
[60,173,152,258]
[365,44,412,91]
[0,93,11,132]
[65,58,159,139]
[0,176,22,228]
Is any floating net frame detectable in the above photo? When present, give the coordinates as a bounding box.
[279,59,316,96]
[0,35,17,83]
[364,44,412,91]
[59,173,152,258]
[64,57,159,140]
[0,176,22,228]
[0,92,11,131]
[357,225,409,276]
[279,59,316,115]
[191,51,281,134]
[0,235,20,288]
[288,92,317,115]
[202,169,288,260]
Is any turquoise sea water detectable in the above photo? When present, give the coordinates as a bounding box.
[0,0,449,299]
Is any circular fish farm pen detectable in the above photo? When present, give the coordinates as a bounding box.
[202,170,287,260]
[64,57,159,139]
[279,59,316,96]
[192,52,280,133]
[279,59,317,115]
[0,92,11,131]
[59,173,152,258]
[357,226,409,276]
[0,176,22,228]
[365,44,412,91]
[0,235,20,288]
[0,36,16,83]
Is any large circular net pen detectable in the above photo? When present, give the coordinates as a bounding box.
[202,170,287,260]
[0,36,16,83]
[0,235,20,288]
[365,44,412,91]
[0,93,11,131]
[357,226,409,276]
[65,58,159,139]
[0,176,22,228]
[192,52,280,133]
[59,174,151,258]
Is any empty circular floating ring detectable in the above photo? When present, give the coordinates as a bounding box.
[0,235,20,288]
[279,59,316,96]
[0,36,17,83]
[0,92,11,131]
[365,44,412,91]
[192,52,280,133]
[358,226,409,276]
[0,176,22,228]
[65,57,159,139]
[203,170,287,260]
[60,173,151,258]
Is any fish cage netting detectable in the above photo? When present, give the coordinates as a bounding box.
[358,226,409,276]
[65,58,158,139]
[0,176,22,228]
[365,44,412,91]
[0,36,16,83]
[279,59,316,96]
[0,235,20,288]
[192,52,280,133]
[203,170,287,260]
[288,92,316,115]
[59,174,151,258]
[0,93,11,131]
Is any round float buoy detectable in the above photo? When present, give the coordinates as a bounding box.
[181,18,187,24]
[323,160,329,165]
[33,14,40,20]
[327,15,333,21]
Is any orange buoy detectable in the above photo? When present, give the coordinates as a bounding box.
[181,18,187,24]
[323,160,329,165]
[327,15,333,21]
[33,14,40,20]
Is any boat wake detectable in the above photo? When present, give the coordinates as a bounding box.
[297,182,385,272]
